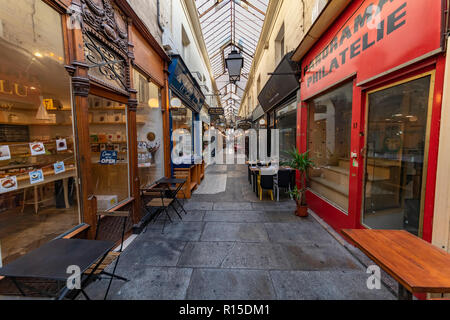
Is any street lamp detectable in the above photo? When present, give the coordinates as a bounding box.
[225,49,244,84]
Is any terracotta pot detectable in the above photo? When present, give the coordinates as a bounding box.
[295,202,308,217]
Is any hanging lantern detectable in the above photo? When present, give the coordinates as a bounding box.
[225,49,244,84]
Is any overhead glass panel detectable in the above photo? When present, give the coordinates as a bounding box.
[195,0,269,118]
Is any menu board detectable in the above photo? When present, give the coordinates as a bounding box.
[0,125,29,142]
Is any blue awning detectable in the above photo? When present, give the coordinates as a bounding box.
[168,55,206,113]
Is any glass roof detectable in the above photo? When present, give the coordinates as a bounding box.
[195,0,269,119]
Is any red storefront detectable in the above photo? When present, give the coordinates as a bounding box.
[297,0,446,242]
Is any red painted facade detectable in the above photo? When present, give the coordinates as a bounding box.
[297,0,446,241]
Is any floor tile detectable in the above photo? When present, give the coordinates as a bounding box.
[143,221,204,241]
[177,242,234,267]
[111,267,193,300]
[270,270,395,300]
[186,269,276,300]
[201,222,269,242]
[213,202,253,210]
[118,239,186,267]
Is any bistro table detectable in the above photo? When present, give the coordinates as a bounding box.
[342,229,450,300]
[0,238,114,300]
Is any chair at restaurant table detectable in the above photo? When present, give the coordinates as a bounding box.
[258,167,277,201]
[274,169,293,202]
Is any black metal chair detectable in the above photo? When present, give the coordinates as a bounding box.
[87,197,133,300]
[258,173,275,201]
[141,183,182,233]
[275,169,293,201]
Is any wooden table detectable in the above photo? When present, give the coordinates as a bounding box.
[342,229,450,299]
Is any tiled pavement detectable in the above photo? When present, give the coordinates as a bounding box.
[84,164,395,300]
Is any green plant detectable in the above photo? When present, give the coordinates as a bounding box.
[282,148,314,206]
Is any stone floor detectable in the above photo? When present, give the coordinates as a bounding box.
[83,163,395,300]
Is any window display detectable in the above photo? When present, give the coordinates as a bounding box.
[171,103,193,163]
[133,70,164,188]
[0,0,80,264]
[308,82,353,211]
[362,75,432,235]
[88,95,130,210]
[276,100,297,162]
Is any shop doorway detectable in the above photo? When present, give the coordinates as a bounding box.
[362,72,434,236]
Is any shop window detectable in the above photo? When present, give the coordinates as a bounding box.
[171,104,193,163]
[275,24,285,65]
[276,100,297,162]
[88,95,129,210]
[133,69,164,188]
[0,0,80,264]
[362,75,432,236]
[308,82,353,212]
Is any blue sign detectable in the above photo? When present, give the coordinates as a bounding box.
[29,169,44,184]
[168,55,205,113]
[54,161,66,174]
[100,150,118,165]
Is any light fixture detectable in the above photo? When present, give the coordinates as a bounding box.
[36,96,51,120]
[225,49,244,84]
[148,98,160,109]
[170,97,182,108]
[259,118,266,126]
[34,52,43,58]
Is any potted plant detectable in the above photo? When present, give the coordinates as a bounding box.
[283,148,314,217]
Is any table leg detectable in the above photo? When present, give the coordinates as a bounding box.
[63,178,70,209]
[398,284,413,300]
[33,186,38,215]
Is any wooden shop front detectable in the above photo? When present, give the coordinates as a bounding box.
[0,0,170,265]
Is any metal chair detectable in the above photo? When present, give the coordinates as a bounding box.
[86,197,133,300]
[275,169,293,201]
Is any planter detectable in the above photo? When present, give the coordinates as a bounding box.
[295,202,308,217]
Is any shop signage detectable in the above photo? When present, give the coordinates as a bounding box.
[208,108,224,115]
[258,51,300,112]
[99,150,118,164]
[54,162,66,174]
[0,176,17,193]
[29,142,46,156]
[168,55,206,113]
[237,121,252,130]
[301,0,443,99]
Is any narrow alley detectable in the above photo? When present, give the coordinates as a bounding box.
[83,163,394,300]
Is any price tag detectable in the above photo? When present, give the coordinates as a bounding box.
[54,162,66,174]
[29,169,44,184]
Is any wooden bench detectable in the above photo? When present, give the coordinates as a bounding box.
[342,229,450,300]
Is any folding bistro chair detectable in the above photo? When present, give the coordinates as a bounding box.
[84,197,133,300]
[142,182,181,233]
[160,178,188,216]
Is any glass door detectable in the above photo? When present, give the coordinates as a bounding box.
[362,73,434,236]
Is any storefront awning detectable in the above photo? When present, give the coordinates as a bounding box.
[258,51,300,113]
[168,55,205,113]
[252,105,265,122]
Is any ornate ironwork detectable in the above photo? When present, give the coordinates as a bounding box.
[83,31,127,90]
[81,0,128,53]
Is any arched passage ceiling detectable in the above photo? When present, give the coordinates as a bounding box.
[194,0,269,120]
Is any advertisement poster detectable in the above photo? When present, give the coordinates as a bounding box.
[29,169,44,184]
[29,142,46,156]
[0,145,11,161]
[100,150,118,164]
[0,176,18,193]
[56,138,67,151]
[54,162,66,174]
